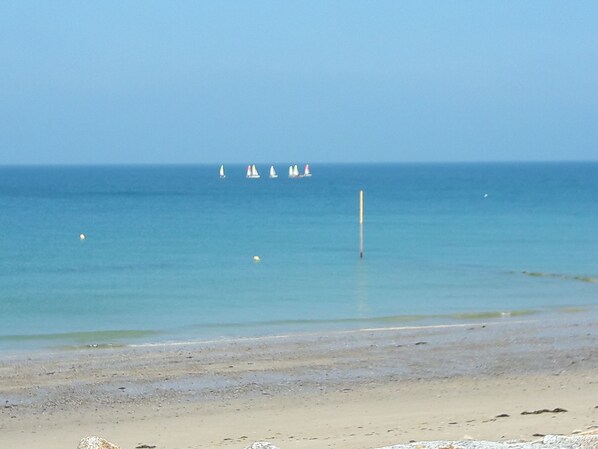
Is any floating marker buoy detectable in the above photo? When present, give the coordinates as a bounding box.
[253,255,261,262]
[483,193,488,198]
[79,233,87,240]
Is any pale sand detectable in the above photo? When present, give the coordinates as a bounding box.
[1,317,597,449]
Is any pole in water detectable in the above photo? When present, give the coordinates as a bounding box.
[359,190,364,258]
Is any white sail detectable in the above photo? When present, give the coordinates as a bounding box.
[246,165,252,177]
[251,164,260,178]
[303,164,311,177]
[288,165,294,177]
[269,165,278,178]
[293,164,299,177]
[219,165,225,178]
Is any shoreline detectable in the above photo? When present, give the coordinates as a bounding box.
[1,316,597,448]
[1,304,595,355]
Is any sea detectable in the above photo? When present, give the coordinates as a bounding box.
[0,163,596,353]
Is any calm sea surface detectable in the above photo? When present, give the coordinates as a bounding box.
[0,163,596,352]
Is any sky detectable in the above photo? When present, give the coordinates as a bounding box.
[0,1,597,164]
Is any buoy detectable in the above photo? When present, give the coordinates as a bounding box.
[483,193,488,198]
[253,255,261,262]
[79,233,87,240]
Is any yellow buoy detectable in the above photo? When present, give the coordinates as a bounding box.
[253,255,261,262]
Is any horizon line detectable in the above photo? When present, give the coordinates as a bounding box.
[1,159,597,168]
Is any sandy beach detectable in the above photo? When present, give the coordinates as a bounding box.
[1,316,597,449]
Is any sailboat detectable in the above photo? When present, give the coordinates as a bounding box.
[302,164,312,177]
[289,164,300,178]
[246,164,260,179]
[219,165,226,179]
[269,165,278,178]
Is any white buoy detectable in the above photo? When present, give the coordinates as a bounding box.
[79,233,87,240]
[253,255,261,263]
[483,193,488,198]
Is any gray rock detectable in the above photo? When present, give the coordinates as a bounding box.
[77,436,120,449]
[243,442,280,449]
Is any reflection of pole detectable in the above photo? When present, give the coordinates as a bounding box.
[359,190,364,258]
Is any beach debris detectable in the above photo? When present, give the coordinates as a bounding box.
[243,443,279,449]
[135,445,156,449]
[521,407,567,415]
[77,436,119,449]
[495,413,510,418]
[415,341,428,346]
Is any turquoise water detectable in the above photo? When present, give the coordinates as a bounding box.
[0,163,597,352]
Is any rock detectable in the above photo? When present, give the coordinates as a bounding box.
[543,434,598,449]
[243,443,280,449]
[77,436,119,449]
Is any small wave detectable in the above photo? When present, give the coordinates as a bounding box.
[182,310,540,332]
[559,306,591,313]
[450,310,539,320]
[519,271,598,283]
[182,314,428,331]
[0,329,160,344]
[58,343,128,350]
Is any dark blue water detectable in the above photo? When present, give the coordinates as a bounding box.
[0,163,596,351]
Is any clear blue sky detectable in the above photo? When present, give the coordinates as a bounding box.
[1,1,596,164]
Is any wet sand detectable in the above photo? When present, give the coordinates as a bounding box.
[1,316,597,449]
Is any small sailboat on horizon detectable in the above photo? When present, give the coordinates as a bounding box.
[269,165,278,178]
[246,164,260,179]
[302,164,312,177]
[289,164,300,178]
[219,165,226,179]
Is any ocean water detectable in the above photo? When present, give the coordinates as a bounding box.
[0,163,596,352]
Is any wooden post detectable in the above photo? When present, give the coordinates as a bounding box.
[359,190,364,258]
